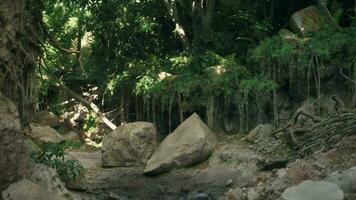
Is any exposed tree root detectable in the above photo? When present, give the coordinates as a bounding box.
[263,97,356,170]
[292,109,356,159]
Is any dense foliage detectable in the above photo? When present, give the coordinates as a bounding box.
[38,0,356,134]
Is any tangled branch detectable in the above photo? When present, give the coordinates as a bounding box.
[278,97,355,160]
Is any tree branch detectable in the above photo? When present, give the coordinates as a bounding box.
[60,84,117,130]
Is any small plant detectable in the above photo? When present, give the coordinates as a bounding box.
[30,141,84,181]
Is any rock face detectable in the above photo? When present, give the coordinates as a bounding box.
[0,95,21,130]
[246,124,273,143]
[28,124,65,144]
[144,113,217,175]
[33,111,59,127]
[290,5,321,36]
[325,167,356,193]
[0,129,29,194]
[281,180,344,200]
[2,179,65,200]
[0,96,29,194]
[102,122,157,167]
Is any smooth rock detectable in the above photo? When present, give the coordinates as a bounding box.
[29,164,78,200]
[246,124,273,143]
[144,113,217,175]
[28,124,65,144]
[226,179,233,187]
[325,167,356,193]
[290,5,321,36]
[102,122,157,167]
[194,193,209,200]
[2,179,65,200]
[281,180,344,200]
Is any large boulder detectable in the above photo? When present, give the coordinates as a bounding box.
[102,122,157,167]
[28,124,65,144]
[290,5,321,36]
[325,167,356,193]
[144,113,217,175]
[245,124,273,143]
[2,179,66,200]
[281,180,344,200]
[33,111,59,127]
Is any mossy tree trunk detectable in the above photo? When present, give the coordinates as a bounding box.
[0,0,43,126]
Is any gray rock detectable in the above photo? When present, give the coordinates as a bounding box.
[144,113,217,175]
[102,122,157,167]
[247,188,259,200]
[325,167,356,193]
[29,164,78,200]
[245,124,273,143]
[2,179,66,200]
[281,180,344,200]
[28,124,65,144]
[33,111,59,127]
[226,188,244,200]
[193,193,209,200]
[209,144,264,177]
[63,131,81,142]
[290,5,321,36]
[226,179,233,187]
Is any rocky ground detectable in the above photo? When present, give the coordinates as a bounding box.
[2,95,356,200]
[65,138,257,200]
[60,133,356,200]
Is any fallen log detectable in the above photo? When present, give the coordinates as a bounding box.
[60,84,117,130]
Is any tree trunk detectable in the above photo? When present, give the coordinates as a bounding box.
[152,95,156,125]
[207,95,215,129]
[273,65,279,127]
[119,88,128,125]
[164,0,190,49]
[177,92,184,123]
[0,0,43,126]
[74,20,84,74]
[0,0,42,194]
[316,0,341,31]
[192,0,216,54]
[168,95,174,133]
[352,63,356,106]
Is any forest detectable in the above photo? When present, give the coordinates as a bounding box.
[0,0,356,200]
